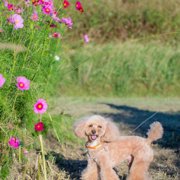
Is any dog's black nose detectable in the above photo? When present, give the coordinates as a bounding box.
[91,129,96,134]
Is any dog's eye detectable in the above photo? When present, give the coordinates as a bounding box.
[98,125,102,128]
[88,124,93,128]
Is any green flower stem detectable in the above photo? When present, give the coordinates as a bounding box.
[12,92,19,111]
[39,134,47,180]
[48,113,61,143]
[38,154,41,180]
[18,146,22,164]
[10,52,17,83]
[39,114,42,122]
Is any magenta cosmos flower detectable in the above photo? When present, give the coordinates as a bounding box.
[31,11,39,21]
[8,137,20,149]
[7,3,14,11]
[16,76,30,90]
[34,99,48,114]
[42,4,53,15]
[0,74,6,88]
[34,122,44,131]
[9,14,24,29]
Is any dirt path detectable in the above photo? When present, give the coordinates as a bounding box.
[49,97,180,180]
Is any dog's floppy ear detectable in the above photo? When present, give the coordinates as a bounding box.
[102,120,120,142]
[73,118,87,138]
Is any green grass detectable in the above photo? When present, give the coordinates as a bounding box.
[56,41,180,96]
[48,114,79,144]
[0,2,66,178]
[66,0,180,43]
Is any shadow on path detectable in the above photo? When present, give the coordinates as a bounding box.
[47,151,87,180]
[94,103,180,149]
[48,151,127,180]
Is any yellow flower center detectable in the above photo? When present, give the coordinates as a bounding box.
[19,82,24,87]
[38,104,42,109]
[46,8,50,13]
[15,19,19,24]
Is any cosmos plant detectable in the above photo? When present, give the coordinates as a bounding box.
[2,0,85,31]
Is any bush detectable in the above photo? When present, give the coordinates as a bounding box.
[57,42,180,96]
[67,0,180,43]
[0,0,77,178]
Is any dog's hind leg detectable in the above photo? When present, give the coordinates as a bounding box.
[127,160,152,180]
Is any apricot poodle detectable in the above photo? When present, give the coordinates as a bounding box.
[74,115,163,180]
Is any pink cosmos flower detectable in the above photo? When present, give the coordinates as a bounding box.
[0,74,6,88]
[61,17,73,29]
[14,7,23,14]
[23,148,29,155]
[50,32,61,38]
[52,16,61,23]
[34,99,48,114]
[2,0,8,7]
[16,76,30,91]
[52,10,58,17]
[42,5,53,15]
[9,14,24,29]
[83,34,89,43]
[8,137,20,149]
[39,0,45,5]
[25,0,30,7]
[44,0,53,7]
[31,11,39,21]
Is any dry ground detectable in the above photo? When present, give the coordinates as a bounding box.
[48,97,180,180]
[9,97,179,179]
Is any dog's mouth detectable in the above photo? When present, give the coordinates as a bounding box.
[89,135,98,141]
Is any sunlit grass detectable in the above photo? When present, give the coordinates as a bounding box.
[56,41,180,96]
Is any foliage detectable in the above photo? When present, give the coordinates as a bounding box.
[57,42,180,96]
[0,0,78,178]
[67,0,180,43]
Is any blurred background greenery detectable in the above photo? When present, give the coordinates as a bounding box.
[56,0,180,97]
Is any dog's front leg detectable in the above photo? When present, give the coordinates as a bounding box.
[98,155,119,180]
[81,159,99,180]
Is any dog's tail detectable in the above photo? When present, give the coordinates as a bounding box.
[146,122,163,144]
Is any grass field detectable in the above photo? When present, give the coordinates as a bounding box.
[57,41,180,96]
[66,0,180,43]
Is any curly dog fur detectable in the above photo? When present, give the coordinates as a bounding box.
[74,115,163,180]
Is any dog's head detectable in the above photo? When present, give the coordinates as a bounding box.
[73,115,120,142]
